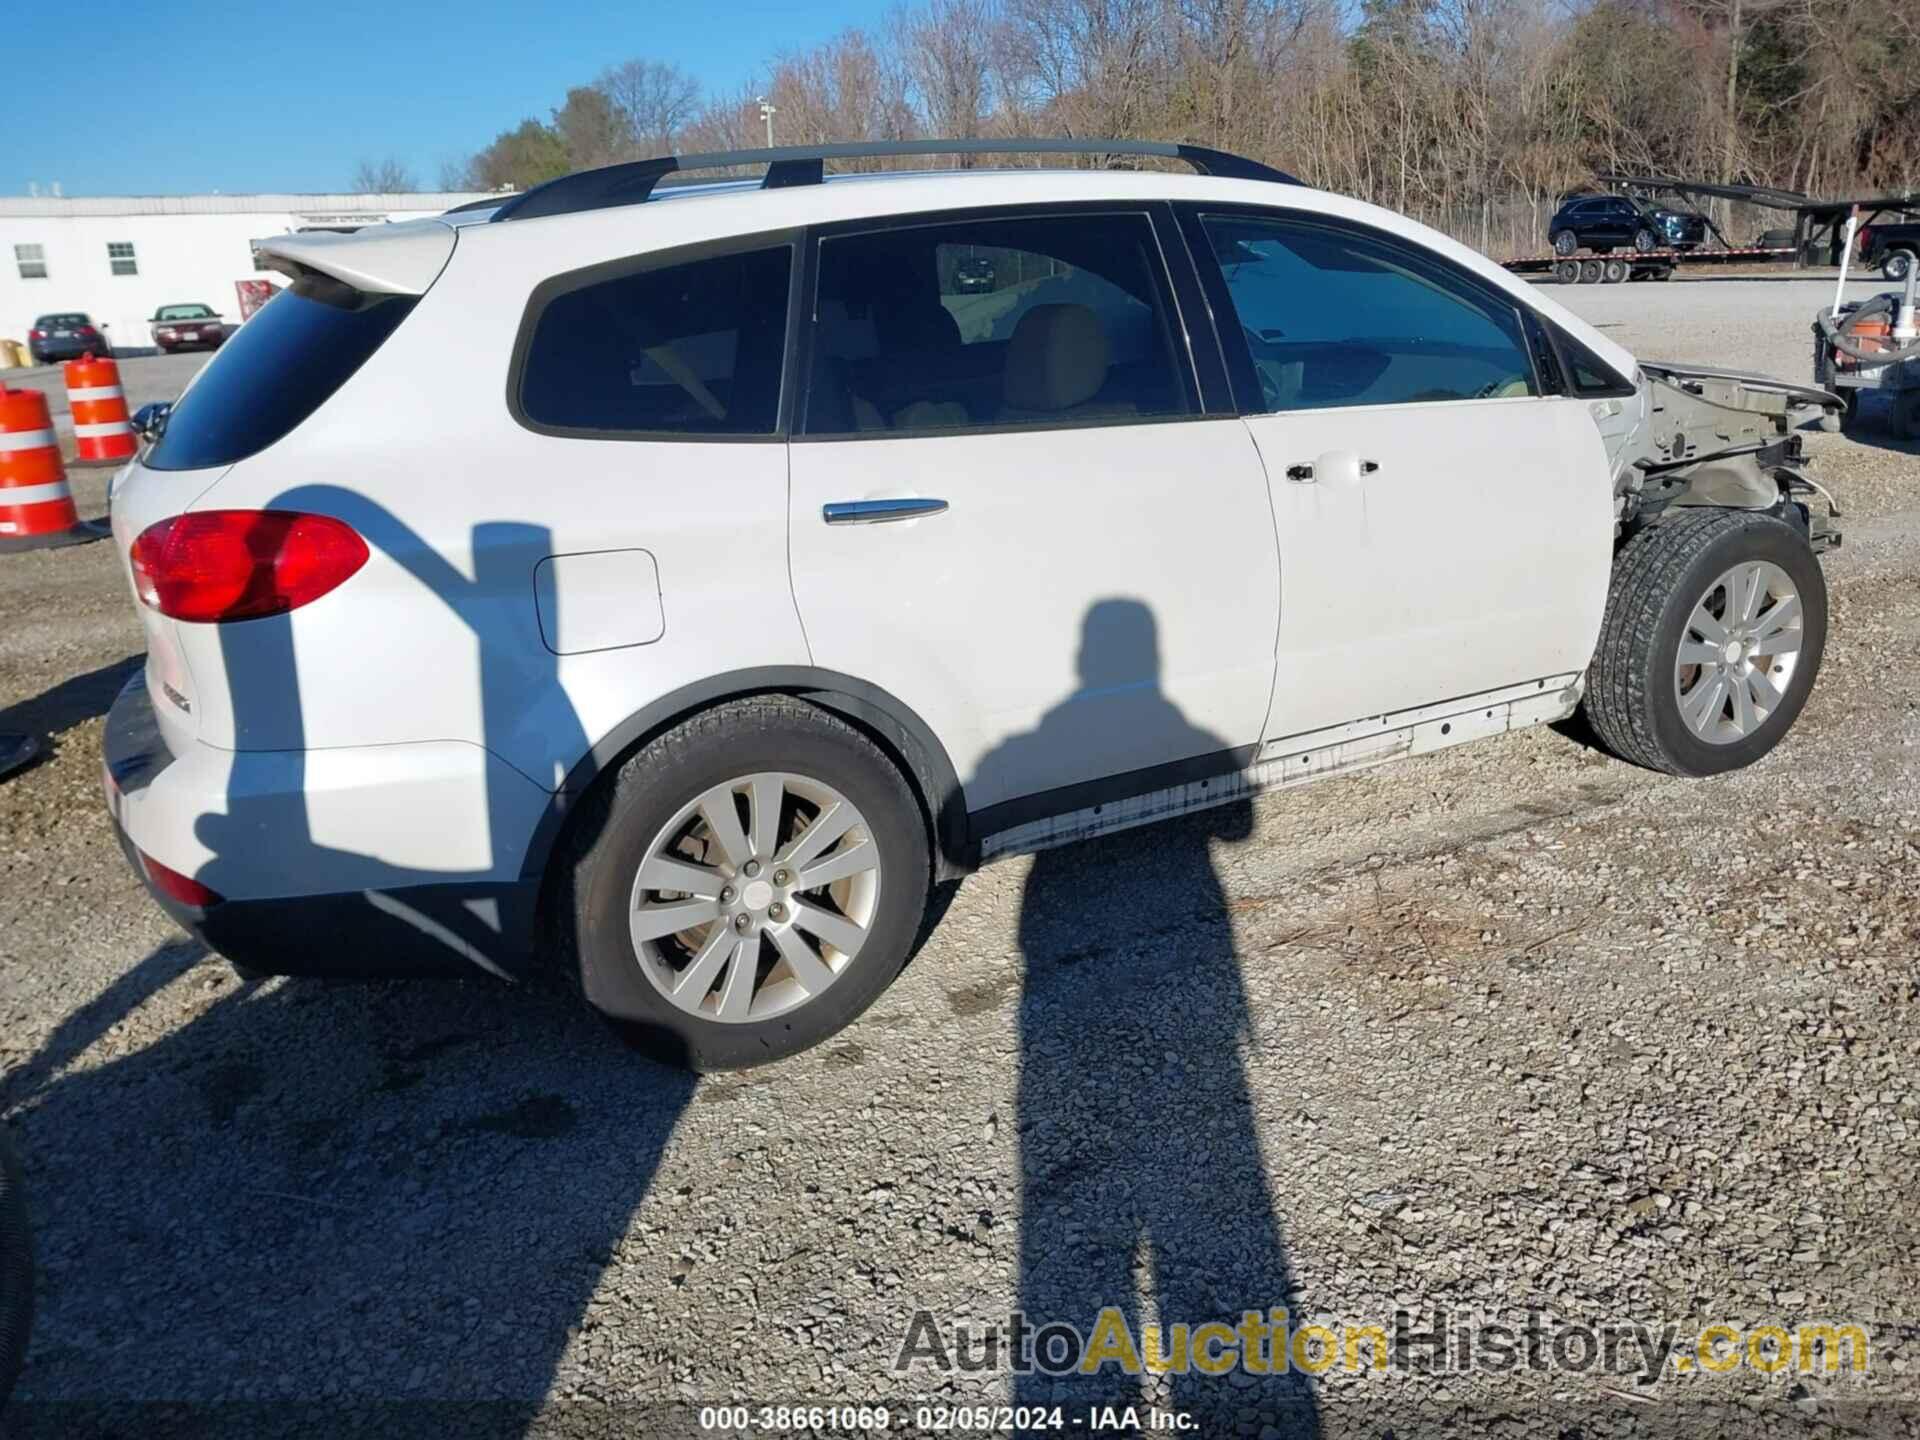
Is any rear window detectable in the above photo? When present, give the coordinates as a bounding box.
[515,244,793,437]
[144,274,417,472]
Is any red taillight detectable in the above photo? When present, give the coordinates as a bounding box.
[76,325,96,336]
[28,329,44,340]
[130,510,369,623]
[142,852,222,908]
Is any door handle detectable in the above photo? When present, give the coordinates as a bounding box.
[1285,463,1315,483]
[823,498,949,525]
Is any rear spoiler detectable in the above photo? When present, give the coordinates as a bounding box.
[253,218,457,296]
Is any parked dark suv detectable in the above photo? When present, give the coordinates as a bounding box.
[1549,195,1706,256]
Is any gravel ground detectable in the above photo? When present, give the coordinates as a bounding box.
[2,279,1918,1438]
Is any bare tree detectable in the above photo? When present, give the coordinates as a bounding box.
[598,58,703,154]
[350,156,419,193]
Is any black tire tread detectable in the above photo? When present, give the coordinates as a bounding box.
[1584,509,1801,775]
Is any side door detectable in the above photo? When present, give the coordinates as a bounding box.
[786,205,1280,822]
[1178,205,1613,743]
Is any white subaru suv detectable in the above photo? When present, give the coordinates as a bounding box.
[103,139,1842,1069]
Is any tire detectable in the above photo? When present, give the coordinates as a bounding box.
[1578,259,1603,285]
[1837,387,1864,435]
[1632,227,1658,253]
[559,695,932,1071]
[1602,258,1629,284]
[1884,250,1914,283]
[1583,510,1827,777]
[1553,259,1579,285]
[0,1129,31,1412]
[1551,230,1578,257]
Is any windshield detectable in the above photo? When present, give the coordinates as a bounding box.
[157,304,215,320]
[144,275,416,472]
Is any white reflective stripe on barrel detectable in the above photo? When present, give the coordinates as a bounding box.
[74,420,133,439]
[0,480,74,507]
[0,428,57,452]
[68,385,125,402]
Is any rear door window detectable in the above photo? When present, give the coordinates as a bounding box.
[515,244,794,437]
[803,210,1194,436]
[144,275,416,471]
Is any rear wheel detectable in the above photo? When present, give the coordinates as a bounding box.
[1602,257,1629,284]
[1553,259,1579,285]
[1884,249,1914,283]
[1584,510,1827,777]
[1579,259,1604,285]
[1551,230,1578,257]
[0,1129,31,1412]
[559,696,931,1070]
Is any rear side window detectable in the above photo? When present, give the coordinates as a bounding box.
[517,245,793,437]
[144,274,416,471]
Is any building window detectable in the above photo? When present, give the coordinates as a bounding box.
[107,241,138,276]
[14,244,47,280]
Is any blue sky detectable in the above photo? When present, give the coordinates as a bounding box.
[8,0,894,196]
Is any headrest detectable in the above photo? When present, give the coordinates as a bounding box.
[1004,304,1108,412]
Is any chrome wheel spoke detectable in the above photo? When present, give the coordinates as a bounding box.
[1682,672,1728,733]
[1676,640,1723,669]
[1687,604,1728,645]
[749,774,784,860]
[1747,667,1785,711]
[797,838,879,891]
[1751,630,1801,658]
[778,801,856,871]
[1728,669,1758,734]
[1729,564,1763,624]
[698,791,753,870]
[672,924,737,1000]
[638,855,727,897]
[631,898,720,945]
[769,924,835,994]
[1752,595,1800,640]
[716,939,757,1021]
[791,899,868,959]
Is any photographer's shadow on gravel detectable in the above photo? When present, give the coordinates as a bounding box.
[3,501,698,1438]
[971,601,1320,1435]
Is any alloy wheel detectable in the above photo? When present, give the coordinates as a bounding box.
[628,772,883,1023]
[1673,561,1805,744]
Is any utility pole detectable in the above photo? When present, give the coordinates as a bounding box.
[757,97,777,149]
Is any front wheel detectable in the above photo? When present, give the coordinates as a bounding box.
[559,696,932,1070]
[1551,230,1578,257]
[1632,227,1658,253]
[0,1129,31,1413]
[1884,249,1914,283]
[1583,510,1827,777]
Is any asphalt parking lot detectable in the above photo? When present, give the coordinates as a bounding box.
[1,275,1916,1438]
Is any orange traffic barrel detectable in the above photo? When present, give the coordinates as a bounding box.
[0,383,103,552]
[64,354,137,468]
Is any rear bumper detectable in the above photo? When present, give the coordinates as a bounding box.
[103,668,545,980]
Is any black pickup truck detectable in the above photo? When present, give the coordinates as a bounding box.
[1858,221,1919,281]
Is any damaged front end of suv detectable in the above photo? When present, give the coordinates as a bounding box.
[1602,361,1845,551]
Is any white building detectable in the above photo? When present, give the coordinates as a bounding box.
[0,191,498,354]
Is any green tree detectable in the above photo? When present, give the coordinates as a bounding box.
[470,118,571,190]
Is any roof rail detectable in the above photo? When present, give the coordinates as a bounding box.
[489,138,1297,223]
